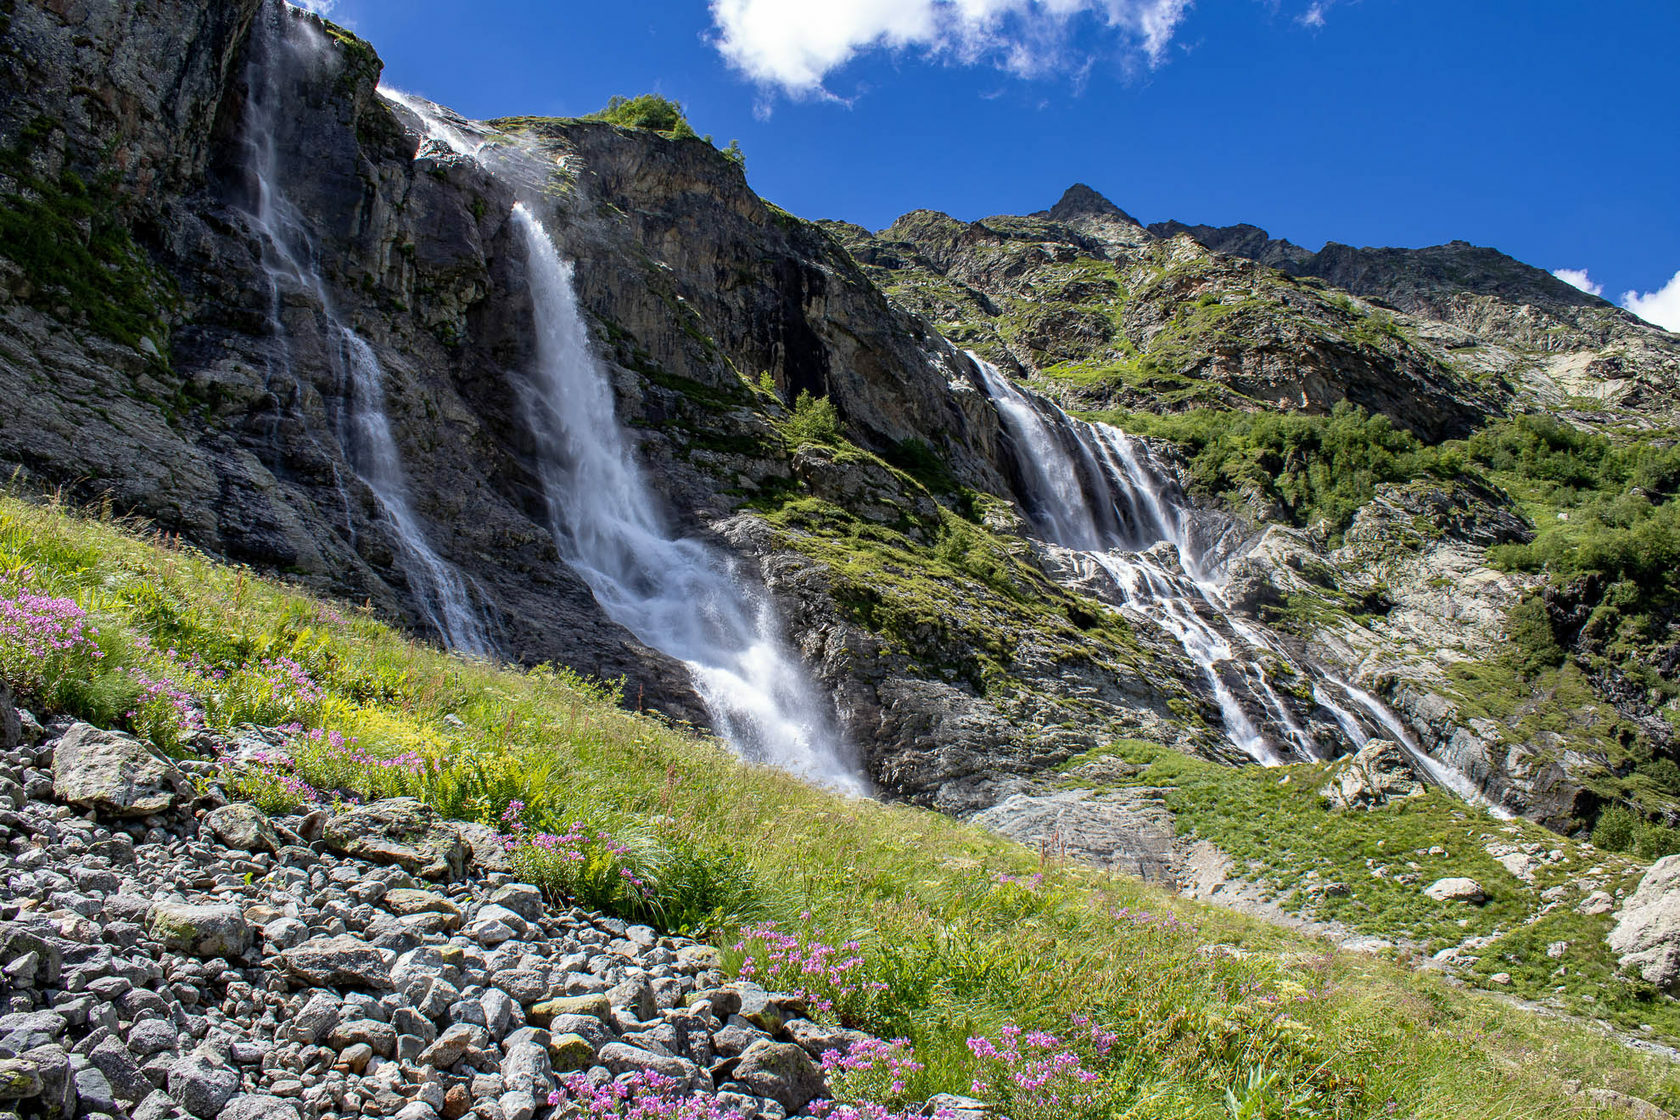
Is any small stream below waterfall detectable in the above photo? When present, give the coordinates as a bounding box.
[243,7,489,654]
[973,356,1499,806]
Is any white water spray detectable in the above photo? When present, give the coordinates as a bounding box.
[511,204,860,792]
[243,6,489,654]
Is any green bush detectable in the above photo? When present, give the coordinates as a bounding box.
[784,390,842,445]
[585,94,698,140]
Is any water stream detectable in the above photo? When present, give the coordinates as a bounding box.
[973,356,1496,807]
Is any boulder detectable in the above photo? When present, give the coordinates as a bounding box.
[734,1039,824,1113]
[0,924,64,987]
[148,903,252,958]
[321,798,467,882]
[50,723,186,818]
[1319,740,1425,811]
[1424,877,1487,904]
[281,935,392,989]
[1610,855,1680,989]
[203,803,279,853]
[0,1056,42,1099]
[456,822,513,873]
[220,1095,303,1120]
[167,1051,239,1119]
[528,994,611,1027]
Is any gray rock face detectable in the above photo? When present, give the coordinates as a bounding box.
[0,682,19,752]
[1320,740,1425,811]
[1609,856,1680,989]
[322,799,467,882]
[166,1051,239,1118]
[50,723,185,818]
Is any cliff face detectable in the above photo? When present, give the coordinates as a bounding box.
[1,1,1673,836]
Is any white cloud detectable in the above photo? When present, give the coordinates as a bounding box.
[1297,3,1327,28]
[709,0,1193,96]
[289,0,338,15]
[1552,267,1603,297]
[1623,270,1680,333]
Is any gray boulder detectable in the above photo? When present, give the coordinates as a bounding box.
[1320,740,1425,811]
[1610,855,1680,989]
[219,1095,302,1120]
[51,724,186,818]
[166,1052,239,1119]
[321,798,467,882]
[203,804,279,854]
[148,903,252,959]
[734,1039,824,1113]
[1424,877,1487,904]
[280,936,391,989]
[0,1056,42,1099]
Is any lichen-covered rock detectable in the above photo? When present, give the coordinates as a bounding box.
[321,798,467,881]
[1609,856,1680,989]
[148,902,252,959]
[1320,740,1425,811]
[204,803,279,853]
[50,723,186,818]
[733,1039,825,1113]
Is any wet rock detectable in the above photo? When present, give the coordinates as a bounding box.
[50,724,186,819]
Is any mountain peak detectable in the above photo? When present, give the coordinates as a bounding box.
[1040,183,1141,227]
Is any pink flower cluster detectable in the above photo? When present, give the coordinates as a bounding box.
[966,1021,1117,1117]
[242,749,323,806]
[821,1038,922,1096]
[809,1103,953,1120]
[1112,906,1197,935]
[732,919,884,1016]
[0,577,102,667]
[122,666,206,731]
[505,818,652,900]
[259,657,324,706]
[545,1070,747,1119]
[992,872,1044,890]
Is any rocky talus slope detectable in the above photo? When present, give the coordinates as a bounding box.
[0,708,976,1120]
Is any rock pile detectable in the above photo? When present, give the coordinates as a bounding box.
[0,715,950,1120]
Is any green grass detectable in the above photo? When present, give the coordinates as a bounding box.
[1,492,1677,1118]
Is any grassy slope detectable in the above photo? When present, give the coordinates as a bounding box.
[1,492,1675,1118]
[1060,743,1668,1038]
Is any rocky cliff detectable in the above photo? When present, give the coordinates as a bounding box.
[2,0,1677,849]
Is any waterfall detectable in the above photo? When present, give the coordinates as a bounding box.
[242,4,489,654]
[510,205,861,793]
[973,356,1491,805]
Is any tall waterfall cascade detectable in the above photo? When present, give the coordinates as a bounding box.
[511,207,860,793]
[376,87,859,791]
[242,6,490,654]
[973,357,1500,808]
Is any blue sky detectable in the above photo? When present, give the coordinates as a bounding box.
[303,0,1679,329]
